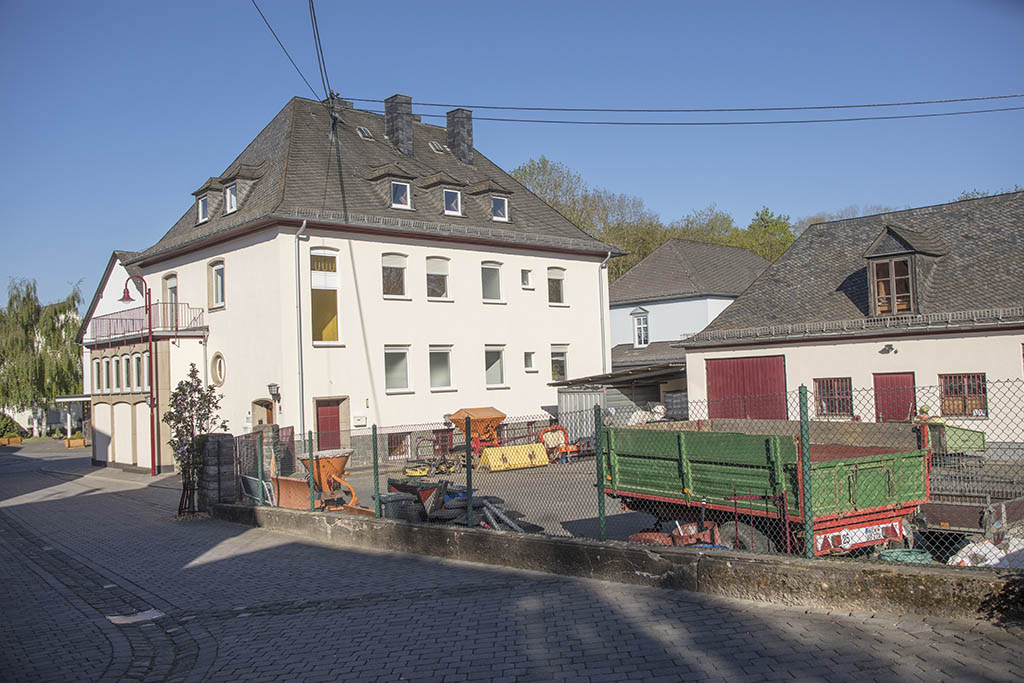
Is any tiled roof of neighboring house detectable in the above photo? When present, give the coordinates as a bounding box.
[611,341,687,368]
[609,239,769,305]
[129,97,616,265]
[687,192,1024,346]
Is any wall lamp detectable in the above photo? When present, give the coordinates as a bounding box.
[267,383,281,404]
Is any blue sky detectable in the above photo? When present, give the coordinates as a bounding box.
[1,1,1021,306]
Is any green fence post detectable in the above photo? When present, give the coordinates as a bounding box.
[372,425,381,517]
[594,404,606,541]
[465,416,473,528]
[256,433,265,506]
[799,385,814,558]
[307,431,316,511]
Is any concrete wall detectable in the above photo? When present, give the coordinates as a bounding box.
[610,296,733,347]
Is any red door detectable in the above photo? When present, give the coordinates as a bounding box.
[316,400,341,450]
[706,356,787,419]
[873,372,916,422]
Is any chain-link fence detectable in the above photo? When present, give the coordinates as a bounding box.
[230,378,1024,570]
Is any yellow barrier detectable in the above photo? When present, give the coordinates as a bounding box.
[477,443,549,472]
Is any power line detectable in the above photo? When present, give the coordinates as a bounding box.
[308,0,332,101]
[248,0,318,99]
[344,92,1024,114]
[360,105,1024,126]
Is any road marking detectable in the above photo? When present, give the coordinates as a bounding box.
[106,608,164,625]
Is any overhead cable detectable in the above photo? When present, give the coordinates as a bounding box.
[248,0,319,99]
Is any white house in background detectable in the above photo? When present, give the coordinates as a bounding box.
[683,192,1024,442]
[608,239,768,372]
[78,94,618,471]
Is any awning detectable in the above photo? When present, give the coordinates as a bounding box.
[549,362,685,388]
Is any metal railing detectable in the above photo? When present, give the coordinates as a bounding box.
[87,303,205,342]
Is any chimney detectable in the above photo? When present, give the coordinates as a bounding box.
[385,94,413,156]
[446,108,473,164]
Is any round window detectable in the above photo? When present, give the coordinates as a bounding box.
[211,353,226,386]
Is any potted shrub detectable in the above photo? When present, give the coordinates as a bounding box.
[65,430,86,449]
[0,414,24,445]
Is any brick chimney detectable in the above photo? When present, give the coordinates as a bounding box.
[385,94,413,156]
[446,108,473,164]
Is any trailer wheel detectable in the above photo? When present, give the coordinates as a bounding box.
[718,521,776,553]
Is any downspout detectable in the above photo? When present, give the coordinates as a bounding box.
[598,251,612,373]
[294,220,309,440]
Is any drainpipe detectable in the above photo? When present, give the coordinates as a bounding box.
[597,251,612,373]
[294,220,309,440]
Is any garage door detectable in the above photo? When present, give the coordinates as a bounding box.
[706,356,787,419]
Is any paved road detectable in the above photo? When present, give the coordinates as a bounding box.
[2,442,1021,682]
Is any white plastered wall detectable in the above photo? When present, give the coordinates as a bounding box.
[610,296,734,347]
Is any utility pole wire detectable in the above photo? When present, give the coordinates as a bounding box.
[249,0,319,99]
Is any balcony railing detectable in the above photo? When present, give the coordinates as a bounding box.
[87,303,205,342]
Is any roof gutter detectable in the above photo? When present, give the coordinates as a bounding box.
[598,251,611,373]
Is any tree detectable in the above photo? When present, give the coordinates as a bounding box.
[792,204,902,235]
[162,363,228,515]
[955,185,1023,202]
[736,207,796,261]
[0,279,82,415]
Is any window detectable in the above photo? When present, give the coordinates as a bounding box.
[143,352,150,390]
[384,347,410,392]
[425,257,449,299]
[225,184,237,213]
[492,196,509,221]
[311,250,339,343]
[133,354,142,392]
[551,346,567,382]
[872,257,912,316]
[387,432,410,460]
[443,189,461,216]
[113,357,121,392]
[92,359,101,393]
[485,346,505,387]
[391,181,411,209]
[429,346,453,390]
[481,262,502,302]
[103,358,110,393]
[123,355,132,392]
[197,196,208,223]
[633,315,649,348]
[382,253,407,297]
[356,126,373,140]
[547,267,565,304]
[163,274,178,328]
[524,351,536,372]
[209,260,225,309]
[814,377,853,417]
[211,353,226,386]
[521,269,533,289]
[940,373,988,417]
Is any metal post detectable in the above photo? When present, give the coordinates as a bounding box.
[799,385,814,558]
[308,430,316,511]
[372,425,381,518]
[465,416,473,528]
[594,404,606,541]
[256,433,265,507]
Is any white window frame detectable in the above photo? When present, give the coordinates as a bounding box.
[633,314,649,348]
[521,269,533,290]
[491,196,509,222]
[225,184,237,214]
[142,351,150,391]
[210,260,225,309]
[391,181,412,210]
[113,357,121,392]
[197,195,209,223]
[123,354,132,392]
[311,248,341,345]
[524,351,537,373]
[426,256,451,301]
[428,345,454,392]
[484,345,506,388]
[443,189,462,216]
[551,345,568,382]
[384,346,412,394]
[211,353,226,386]
[382,253,408,299]
[481,261,503,303]
[547,267,566,305]
[103,358,110,393]
[93,359,101,394]
[133,354,142,392]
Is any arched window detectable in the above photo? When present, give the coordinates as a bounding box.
[426,257,450,299]
[547,267,566,304]
[481,261,502,302]
[92,359,101,394]
[208,260,225,309]
[382,253,407,297]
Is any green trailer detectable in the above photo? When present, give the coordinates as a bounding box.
[603,427,929,556]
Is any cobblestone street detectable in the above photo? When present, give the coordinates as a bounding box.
[2,442,1022,682]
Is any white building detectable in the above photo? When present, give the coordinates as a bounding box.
[78,95,617,471]
[683,193,1024,443]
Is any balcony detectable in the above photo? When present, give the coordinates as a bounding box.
[87,303,205,343]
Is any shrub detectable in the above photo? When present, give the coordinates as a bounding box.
[0,414,26,438]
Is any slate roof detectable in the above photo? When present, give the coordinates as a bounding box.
[129,97,615,265]
[609,239,769,305]
[611,341,688,369]
[687,192,1024,346]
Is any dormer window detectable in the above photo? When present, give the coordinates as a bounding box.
[224,184,237,213]
[391,181,412,209]
[631,308,649,348]
[492,196,509,222]
[871,257,913,316]
[197,196,209,223]
[443,189,461,216]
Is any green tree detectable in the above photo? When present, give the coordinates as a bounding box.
[955,185,1022,201]
[162,363,228,515]
[736,207,796,261]
[0,279,82,412]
